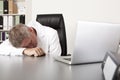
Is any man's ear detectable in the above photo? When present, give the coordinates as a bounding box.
[28,27,34,32]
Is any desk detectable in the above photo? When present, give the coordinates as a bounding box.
[0,55,104,80]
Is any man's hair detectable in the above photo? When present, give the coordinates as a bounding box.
[9,24,30,47]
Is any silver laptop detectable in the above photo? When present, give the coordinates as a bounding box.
[54,21,120,65]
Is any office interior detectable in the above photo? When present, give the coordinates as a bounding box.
[0,0,120,80]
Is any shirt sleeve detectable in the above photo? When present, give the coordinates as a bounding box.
[48,30,61,56]
[0,39,25,56]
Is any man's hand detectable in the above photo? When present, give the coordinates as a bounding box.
[23,47,45,57]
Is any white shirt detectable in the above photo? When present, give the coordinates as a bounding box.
[0,21,61,56]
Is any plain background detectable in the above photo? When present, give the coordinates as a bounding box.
[25,0,120,54]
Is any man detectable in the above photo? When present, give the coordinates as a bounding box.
[0,21,61,57]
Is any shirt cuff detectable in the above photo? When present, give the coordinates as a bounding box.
[10,48,26,56]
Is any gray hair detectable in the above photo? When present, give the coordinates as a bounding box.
[9,24,30,47]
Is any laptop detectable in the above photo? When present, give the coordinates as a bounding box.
[54,21,120,65]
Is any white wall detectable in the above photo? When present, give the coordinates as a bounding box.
[28,0,120,54]
[25,0,32,23]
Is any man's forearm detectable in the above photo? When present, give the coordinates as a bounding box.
[23,47,45,57]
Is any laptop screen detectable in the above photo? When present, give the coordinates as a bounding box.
[71,21,120,64]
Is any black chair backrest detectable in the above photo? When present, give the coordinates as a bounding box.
[36,14,67,56]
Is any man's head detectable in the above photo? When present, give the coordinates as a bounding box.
[9,24,37,48]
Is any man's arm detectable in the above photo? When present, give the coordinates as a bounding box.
[0,39,25,56]
[0,39,45,57]
[23,47,45,57]
[48,30,61,56]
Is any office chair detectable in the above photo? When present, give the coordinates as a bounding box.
[36,14,67,56]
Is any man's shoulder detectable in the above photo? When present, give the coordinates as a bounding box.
[43,26,58,39]
[44,26,57,34]
[0,39,12,47]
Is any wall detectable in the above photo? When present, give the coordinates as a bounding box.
[28,0,120,54]
[25,0,32,23]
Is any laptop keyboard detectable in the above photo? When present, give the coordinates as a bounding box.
[64,58,71,61]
